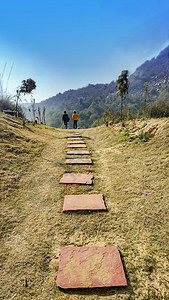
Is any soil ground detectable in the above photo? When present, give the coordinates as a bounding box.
[0,113,169,299]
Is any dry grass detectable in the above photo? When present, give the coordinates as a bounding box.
[0,113,169,299]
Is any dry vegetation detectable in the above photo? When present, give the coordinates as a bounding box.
[0,112,169,299]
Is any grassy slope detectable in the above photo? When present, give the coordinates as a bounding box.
[0,112,169,299]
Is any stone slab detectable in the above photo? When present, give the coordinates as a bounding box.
[67,144,86,148]
[67,150,89,155]
[67,140,85,144]
[68,138,83,141]
[66,158,92,164]
[63,194,106,211]
[67,136,81,139]
[56,246,127,289]
[67,133,80,136]
[59,173,93,184]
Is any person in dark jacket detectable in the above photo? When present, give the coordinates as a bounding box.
[62,111,70,129]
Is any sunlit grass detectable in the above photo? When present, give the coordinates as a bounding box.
[0,113,168,299]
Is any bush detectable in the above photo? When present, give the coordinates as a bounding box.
[147,100,169,118]
[0,98,15,111]
[22,118,26,126]
[138,130,150,142]
[0,98,25,118]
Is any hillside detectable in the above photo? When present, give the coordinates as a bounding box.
[35,45,169,128]
[0,112,169,299]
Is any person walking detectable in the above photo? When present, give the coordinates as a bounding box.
[72,111,79,129]
[62,111,70,129]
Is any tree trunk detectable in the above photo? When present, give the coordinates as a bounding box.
[16,95,19,118]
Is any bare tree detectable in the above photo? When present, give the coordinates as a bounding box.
[38,107,41,124]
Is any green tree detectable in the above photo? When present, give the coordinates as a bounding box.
[115,70,129,121]
[18,79,36,94]
[103,108,108,125]
[143,81,149,116]
[16,78,36,117]
[108,105,114,122]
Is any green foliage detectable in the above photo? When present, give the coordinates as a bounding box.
[143,82,149,101]
[140,122,147,129]
[15,78,36,118]
[147,100,169,118]
[0,98,15,111]
[138,130,150,142]
[122,129,129,136]
[116,70,129,121]
[143,81,149,116]
[122,120,125,127]
[9,166,20,173]
[0,98,25,118]
[18,79,36,95]
[22,118,26,126]
[116,70,129,99]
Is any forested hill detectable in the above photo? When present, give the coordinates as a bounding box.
[39,45,169,128]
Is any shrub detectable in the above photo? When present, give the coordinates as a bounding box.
[0,98,15,111]
[147,100,169,118]
[122,129,129,136]
[140,122,147,129]
[138,130,150,142]
[0,98,25,118]
[22,118,26,126]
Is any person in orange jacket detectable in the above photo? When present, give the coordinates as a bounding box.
[72,111,79,129]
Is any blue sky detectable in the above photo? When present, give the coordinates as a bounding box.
[0,0,169,102]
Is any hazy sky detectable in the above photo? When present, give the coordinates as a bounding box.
[0,0,169,102]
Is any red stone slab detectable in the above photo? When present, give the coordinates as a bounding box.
[67,133,80,136]
[56,246,127,289]
[59,173,93,184]
[67,138,83,141]
[67,144,86,148]
[68,133,80,135]
[67,140,85,144]
[67,150,89,155]
[63,194,106,211]
[67,136,81,138]
[67,137,81,140]
[66,158,92,164]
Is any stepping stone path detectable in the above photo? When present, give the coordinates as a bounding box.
[63,194,106,211]
[66,158,92,165]
[59,173,93,184]
[67,133,80,137]
[67,137,84,140]
[67,144,87,148]
[67,150,89,155]
[57,246,127,288]
[67,140,85,144]
[57,131,127,289]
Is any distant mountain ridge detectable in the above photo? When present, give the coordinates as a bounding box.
[39,45,169,128]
